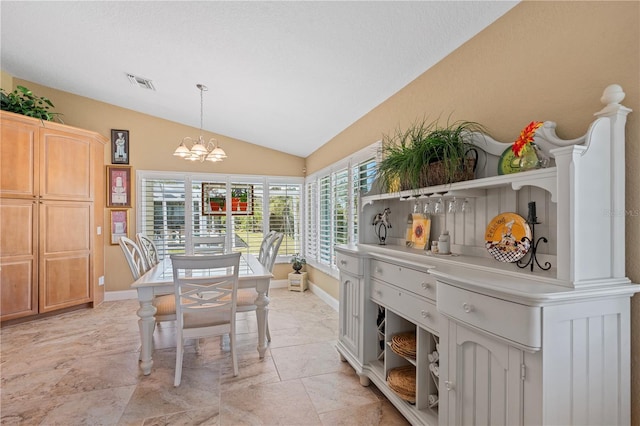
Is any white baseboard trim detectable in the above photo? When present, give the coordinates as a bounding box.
[308,282,339,312]
[103,279,339,313]
[104,289,138,301]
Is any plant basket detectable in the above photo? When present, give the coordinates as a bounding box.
[420,156,476,187]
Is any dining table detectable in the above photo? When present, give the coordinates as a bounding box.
[131,253,272,375]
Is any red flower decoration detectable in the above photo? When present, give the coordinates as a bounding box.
[512,121,543,157]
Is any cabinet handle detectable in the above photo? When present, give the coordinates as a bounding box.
[421,282,430,290]
[421,310,429,318]
[462,303,474,313]
[445,380,454,391]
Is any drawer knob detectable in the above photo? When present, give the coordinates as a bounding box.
[340,259,347,265]
[421,282,430,290]
[376,267,383,273]
[375,290,382,297]
[421,310,429,318]
[445,380,454,391]
[462,303,474,313]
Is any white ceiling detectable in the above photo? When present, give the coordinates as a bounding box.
[1,1,517,157]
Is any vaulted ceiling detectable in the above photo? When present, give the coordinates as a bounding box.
[1,1,518,157]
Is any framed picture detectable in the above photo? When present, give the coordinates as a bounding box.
[106,165,132,208]
[111,129,130,164]
[110,209,129,245]
[202,183,254,216]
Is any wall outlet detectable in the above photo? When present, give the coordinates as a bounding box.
[97,226,102,235]
[98,276,105,286]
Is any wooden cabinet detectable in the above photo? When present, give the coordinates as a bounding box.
[0,111,106,322]
[336,85,639,425]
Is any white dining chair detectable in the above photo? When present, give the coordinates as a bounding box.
[236,232,283,342]
[171,252,242,386]
[193,235,226,254]
[258,230,277,264]
[119,236,176,327]
[119,236,149,278]
[136,232,160,268]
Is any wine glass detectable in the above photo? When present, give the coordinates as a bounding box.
[461,198,472,214]
[447,197,459,214]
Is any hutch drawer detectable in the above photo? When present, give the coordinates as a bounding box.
[336,251,363,276]
[371,278,441,333]
[437,282,541,349]
[370,258,436,301]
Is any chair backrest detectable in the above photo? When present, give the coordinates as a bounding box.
[136,233,160,267]
[119,236,148,280]
[193,235,226,254]
[170,252,242,328]
[263,232,284,272]
[258,230,277,264]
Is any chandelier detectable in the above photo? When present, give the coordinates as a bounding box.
[173,84,227,162]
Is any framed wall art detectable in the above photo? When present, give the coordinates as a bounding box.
[106,165,132,208]
[202,183,254,216]
[110,209,129,245]
[111,129,130,164]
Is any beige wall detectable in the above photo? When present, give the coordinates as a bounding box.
[3,77,305,293]
[305,1,640,422]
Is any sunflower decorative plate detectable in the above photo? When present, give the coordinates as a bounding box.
[485,212,532,262]
[498,146,521,175]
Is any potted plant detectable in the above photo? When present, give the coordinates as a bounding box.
[290,253,306,274]
[377,118,486,192]
[1,85,62,122]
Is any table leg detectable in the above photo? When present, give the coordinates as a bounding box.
[254,286,270,359]
[136,288,157,375]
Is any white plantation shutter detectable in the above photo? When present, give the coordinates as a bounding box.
[138,177,187,258]
[318,175,332,265]
[138,173,302,262]
[304,143,378,272]
[305,180,318,263]
[353,157,377,244]
[268,182,302,257]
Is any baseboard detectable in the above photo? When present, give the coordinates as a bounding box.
[308,282,338,312]
[104,289,137,301]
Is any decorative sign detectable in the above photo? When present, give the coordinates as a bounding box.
[202,183,253,216]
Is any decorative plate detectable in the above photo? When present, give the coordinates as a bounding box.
[498,146,520,175]
[485,212,532,263]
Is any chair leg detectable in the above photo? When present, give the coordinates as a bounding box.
[266,321,271,342]
[174,338,184,387]
[231,325,238,377]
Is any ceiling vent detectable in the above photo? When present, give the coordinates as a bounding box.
[126,73,156,91]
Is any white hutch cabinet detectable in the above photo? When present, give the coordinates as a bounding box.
[335,85,638,425]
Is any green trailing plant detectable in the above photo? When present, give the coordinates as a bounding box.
[1,85,62,122]
[377,117,487,191]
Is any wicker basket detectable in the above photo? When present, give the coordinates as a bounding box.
[390,332,416,359]
[387,365,416,403]
[420,157,476,187]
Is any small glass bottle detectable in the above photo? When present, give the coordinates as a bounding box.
[438,230,450,254]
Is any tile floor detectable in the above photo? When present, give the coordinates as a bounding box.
[1,288,410,425]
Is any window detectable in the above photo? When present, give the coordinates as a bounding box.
[137,172,303,262]
[304,144,378,274]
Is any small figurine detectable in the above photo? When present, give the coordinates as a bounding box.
[372,208,391,245]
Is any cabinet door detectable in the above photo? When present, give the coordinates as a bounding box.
[39,201,92,312]
[39,128,94,201]
[0,199,38,320]
[0,116,38,198]
[339,272,361,359]
[441,319,523,426]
